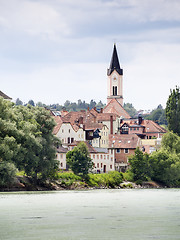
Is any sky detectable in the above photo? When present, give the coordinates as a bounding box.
[1,0,180,111]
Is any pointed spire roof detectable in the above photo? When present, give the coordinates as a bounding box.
[107,44,123,76]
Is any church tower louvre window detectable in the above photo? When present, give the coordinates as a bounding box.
[107,44,123,105]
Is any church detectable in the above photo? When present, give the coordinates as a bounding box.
[53,44,166,172]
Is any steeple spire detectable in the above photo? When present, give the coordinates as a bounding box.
[107,44,123,76]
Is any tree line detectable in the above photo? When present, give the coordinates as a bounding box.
[129,86,180,187]
[15,98,168,124]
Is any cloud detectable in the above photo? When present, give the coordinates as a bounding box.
[0,0,70,39]
[1,62,107,104]
[1,0,180,110]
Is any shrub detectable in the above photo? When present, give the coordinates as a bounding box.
[56,171,82,181]
[87,171,123,188]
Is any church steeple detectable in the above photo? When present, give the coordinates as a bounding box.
[107,44,123,106]
[107,44,123,76]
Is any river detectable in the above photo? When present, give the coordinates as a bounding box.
[0,189,180,240]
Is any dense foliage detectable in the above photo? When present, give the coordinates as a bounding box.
[123,103,137,117]
[0,161,17,187]
[166,86,180,135]
[66,142,93,178]
[128,148,151,181]
[129,132,180,187]
[144,104,167,126]
[15,98,106,112]
[88,171,123,188]
[54,171,124,189]
[0,97,59,184]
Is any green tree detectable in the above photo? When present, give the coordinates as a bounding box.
[123,103,137,117]
[149,132,180,187]
[129,148,150,181]
[15,98,23,105]
[0,161,17,188]
[89,99,96,110]
[66,142,93,178]
[166,86,180,135]
[0,97,59,183]
[150,150,180,187]
[28,99,35,106]
[145,105,167,125]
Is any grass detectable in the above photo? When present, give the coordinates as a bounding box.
[88,171,123,188]
[53,171,124,189]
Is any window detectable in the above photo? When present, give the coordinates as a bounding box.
[130,128,132,131]
[60,162,63,167]
[93,154,95,159]
[101,163,103,168]
[113,86,117,96]
[69,129,70,133]
[137,128,139,131]
[116,149,120,153]
[97,163,99,168]
[97,155,99,159]
[111,157,113,161]
[134,128,136,130]
[111,149,113,154]
[107,155,109,160]
[124,148,129,154]
[110,165,112,169]
[104,155,106,159]
[100,155,103,159]
[62,129,64,133]
[71,138,74,143]
[68,137,70,144]
[61,154,63,159]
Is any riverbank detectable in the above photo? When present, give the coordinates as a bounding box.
[0,174,165,192]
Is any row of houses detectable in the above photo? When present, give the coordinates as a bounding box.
[53,105,166,173]
[53,44,166,173]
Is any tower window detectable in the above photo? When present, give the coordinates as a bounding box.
[113,86,117,96]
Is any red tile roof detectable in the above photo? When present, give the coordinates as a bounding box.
[96,112,118,122]
[69,141,97,153]
[53,116,63,134]
[61,111,96,125]
[109,134,140,149]
[103,99,130,118]
[121,119,166,133]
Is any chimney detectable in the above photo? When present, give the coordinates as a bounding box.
[79,116,83,124]
[110,115,113,134]
[138,114,143,125]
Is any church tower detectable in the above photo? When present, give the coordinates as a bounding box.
[107,44,123,106]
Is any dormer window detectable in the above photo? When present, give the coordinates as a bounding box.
[121,124,129,134]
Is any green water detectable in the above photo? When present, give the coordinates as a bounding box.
[0,189,180,240]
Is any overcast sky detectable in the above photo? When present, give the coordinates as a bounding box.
[1,0,180,110]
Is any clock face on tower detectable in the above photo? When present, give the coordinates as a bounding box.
[113,76,117,82]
